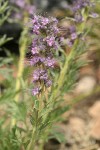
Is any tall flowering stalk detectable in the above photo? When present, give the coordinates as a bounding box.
[26,0,98,150]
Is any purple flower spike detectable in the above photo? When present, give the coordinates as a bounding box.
[71,0,97,23]
[29,14,61,96]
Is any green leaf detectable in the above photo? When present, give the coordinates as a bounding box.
[34,100,39,109]
[30,108,38,125]
[39,122,51,131]
[49,129,66,143]
[0,35,12,46]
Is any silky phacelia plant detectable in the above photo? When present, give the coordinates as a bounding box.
[25,1,98,150]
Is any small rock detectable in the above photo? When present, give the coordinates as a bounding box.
[75,76,96,94]
[88,101,100,118]
[80,65,95,76]
[90,119,100,140]
[69,117,85,135]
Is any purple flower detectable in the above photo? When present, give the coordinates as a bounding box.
[45,36,55,47]
[33,70,40,82]
[45,80,52,87]
[90,13,99,18]
[41,18,49,26]
[33,69,49,83]
[32,87,40,96]
[40,73,48,80]
[31,47,39,55]
[30,56,40,65]
[33,24,40,35]
[66,39,73,47]
[71,33,77,40]
[70,26,76,34]
[44,57,55,68]
[74,14,83,23]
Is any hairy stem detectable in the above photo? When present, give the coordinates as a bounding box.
[50,40,78,102]
[26,127,37,150]
[11,12,29,127]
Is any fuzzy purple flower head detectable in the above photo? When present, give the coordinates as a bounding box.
[70,0,98,23]
[28,14,60,96]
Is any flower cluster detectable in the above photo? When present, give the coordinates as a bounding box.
[29,15,60,96]
[71,0,98,22]
[64,0,98,47]
[10,0,35,20]
[59,25,79,47]
[66,26,78,47]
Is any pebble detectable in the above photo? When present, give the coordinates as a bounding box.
[88,101,100,118]
[75,76,96,94]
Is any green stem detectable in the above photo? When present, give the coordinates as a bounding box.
[50,40,78,102]
[11,12,29,127]
[27,93,43,150]
[15,16,29,102]
[39,142,44,150]
[26,127,37,150]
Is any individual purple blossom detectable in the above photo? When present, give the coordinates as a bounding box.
[71,33,77,40]
[89,13,99,18]
[41,18,49,26]
[30,56,45,66]
[40,73,48,80]
[33,25,40,35]
[45,80,52,87]
[66,39,73,47]
[32,87,40,96]
[44,57,55,68]
[69,26,78,40]
[33,69,49,83]
[33,71,39,82]
[31,47,39,55]
[74,13,84,23]
[69,26,76,34]
[45,36,55,47]
[30,57,39,65]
